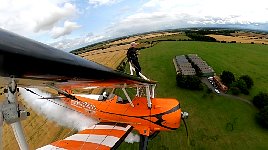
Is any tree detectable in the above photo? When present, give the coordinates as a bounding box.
[176,74,184,86]
[239,75,254,89]
[253,92,268,109]
[220,71,235,87]
[256,106,268,128]
[176,74,202,90]
[236,79,249,95]
[186,76,203,90]
[229,87,240,95]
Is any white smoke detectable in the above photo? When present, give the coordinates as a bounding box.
[124,132,140,143]
[19,88,99,131]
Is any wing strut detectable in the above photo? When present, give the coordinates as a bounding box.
[122,87,134,107]
[151,84,156,98]
[145,85,152,108]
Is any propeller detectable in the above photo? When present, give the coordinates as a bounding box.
[139,135,149,150]
[181,111,189,145]
[0,79,30,150]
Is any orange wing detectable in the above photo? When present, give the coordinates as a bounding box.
[37,122,133,150]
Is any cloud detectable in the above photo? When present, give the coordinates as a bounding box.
[104,12,188,37]
[104,0,268,37]
[51,20,80,39]
[50,33,106,51]
[141,0,268,23]
[0,0,78,38]
[34,3,77,32]
[88,0,121,7]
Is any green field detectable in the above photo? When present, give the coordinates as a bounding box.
[118,41,268,150]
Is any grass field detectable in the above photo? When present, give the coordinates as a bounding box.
[118,41,268,150]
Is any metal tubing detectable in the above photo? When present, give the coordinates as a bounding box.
[122,88,135,107]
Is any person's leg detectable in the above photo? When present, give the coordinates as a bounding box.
[132,59,141,77]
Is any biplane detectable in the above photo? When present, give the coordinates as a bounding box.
[0,28,188,150]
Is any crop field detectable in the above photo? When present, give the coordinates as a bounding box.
[106,32,179,46]
[118,41,268,149]
[79,44,128,69]
[208,34,268,44]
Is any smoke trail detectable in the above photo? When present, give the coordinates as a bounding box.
[19,88,99,131]
[124,132,140,143]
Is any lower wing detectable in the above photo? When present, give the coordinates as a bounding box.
[37,122,133,150]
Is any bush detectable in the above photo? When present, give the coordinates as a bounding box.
[256,106,268,128]
[220,71,235,87]
[253,92,268,109]
[229,87,240,95]
[230,79,249,95]
[206,88,212,94]
[236,79,249,95]
[228,75,253,95]
[239,75,254,89]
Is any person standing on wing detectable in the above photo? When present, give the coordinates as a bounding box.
[127,42,141,77]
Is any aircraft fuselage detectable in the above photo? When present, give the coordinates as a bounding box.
[62,95,181,136]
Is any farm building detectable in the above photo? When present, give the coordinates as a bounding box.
[173,55,196,75]
[187,54,215,77]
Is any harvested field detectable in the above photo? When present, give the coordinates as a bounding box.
[208,33,268,44]
[79,45,127,69]
[106,32,179,46]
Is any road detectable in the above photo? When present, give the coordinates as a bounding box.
[201,77,253,106]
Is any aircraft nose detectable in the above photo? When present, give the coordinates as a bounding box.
[180,111,189,138]
[181,111,189,119]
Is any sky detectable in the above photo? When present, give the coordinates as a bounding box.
[0,0,268,51]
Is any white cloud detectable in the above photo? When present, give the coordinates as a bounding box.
[104,0,268,37]
[51,20,80,39]
[34,3,77,32]
[141,0,268,23]
[50,33,106,51]
[0,0,78,38]
[88,0,121,7]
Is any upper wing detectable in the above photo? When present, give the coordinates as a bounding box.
[0,28,156,88]
[37,122,133,150]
